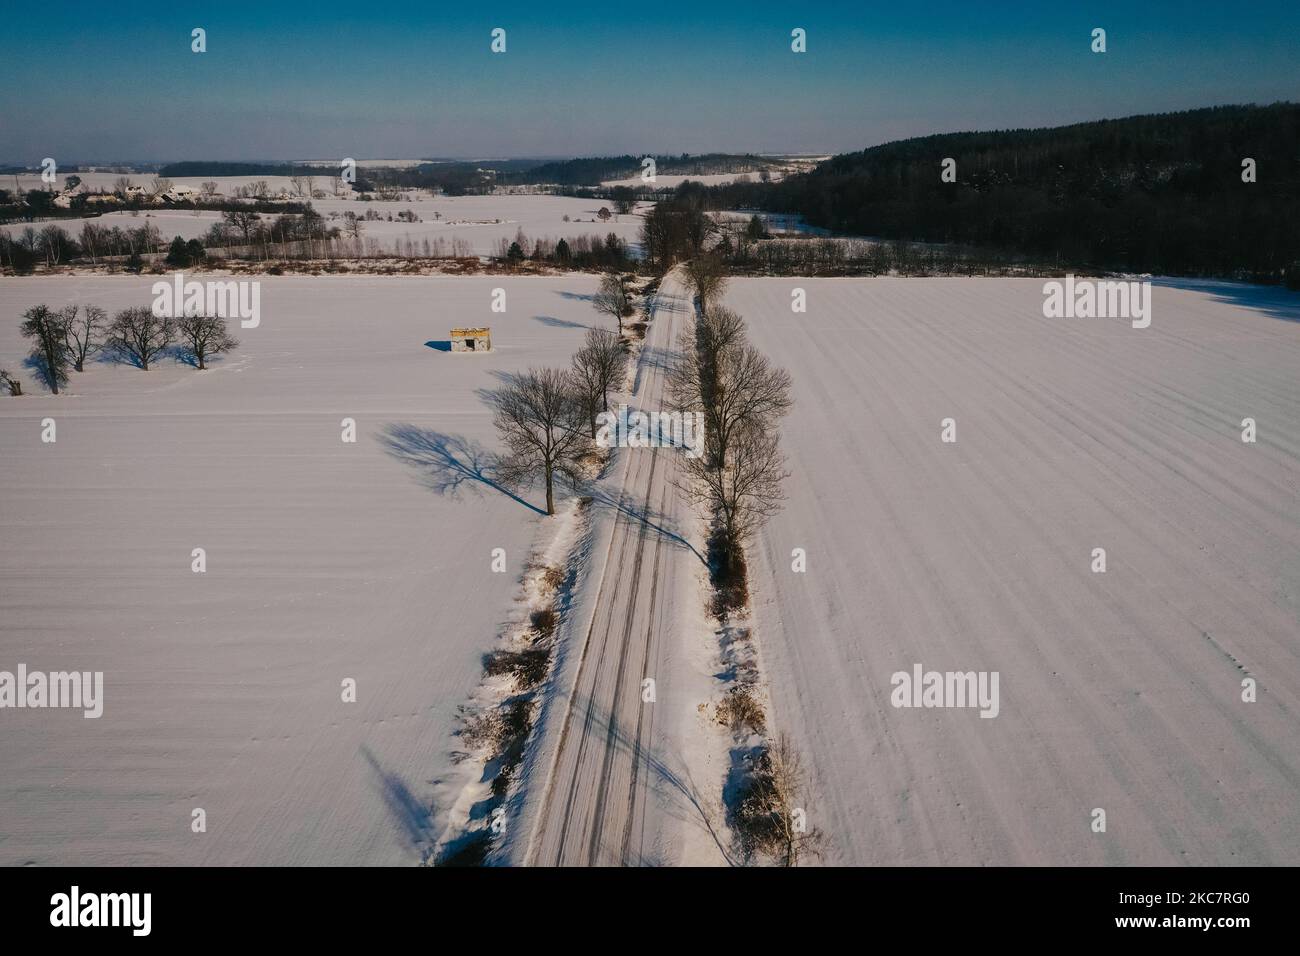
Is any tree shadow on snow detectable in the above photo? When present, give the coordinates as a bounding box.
[551,694,736,867]
[582,480,706,566]
[1151,277,1300,323]
[425,340,452,351]
[169,345,225,369]
[533,314,592,330]
[361,745,438,854]
[378,424,546,516]
[20,354,58,393]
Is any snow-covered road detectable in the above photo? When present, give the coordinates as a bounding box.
[522,271,712,866]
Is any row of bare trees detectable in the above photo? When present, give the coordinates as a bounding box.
[2,222,165,273]
[670,255,793,580]
[486,267,649,512]
[13,304,238,393]
[674,258,821,866]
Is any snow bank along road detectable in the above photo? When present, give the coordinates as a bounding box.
[523,271,707,866]
[729,277,1300,865]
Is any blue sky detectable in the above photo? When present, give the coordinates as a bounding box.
[1,1,1297,163]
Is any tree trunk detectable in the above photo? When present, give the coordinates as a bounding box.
[45,343,59,394]
[545,466,555,515]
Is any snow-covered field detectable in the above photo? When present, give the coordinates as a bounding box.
[727,277,1300,865]
[0,274,601,864]
[3,187,648,257]
[4,270,1295,868]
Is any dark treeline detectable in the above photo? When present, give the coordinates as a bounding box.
[497,153,780,187]
[158,161,341,178]
[350,154,781,193]
[710,103,1300,283]
[359,163,498,196]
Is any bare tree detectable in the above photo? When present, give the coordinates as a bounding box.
[678,422,788,575]
[20,304,71,393]
[670,307,793,574]
[704,341,792,476]
[684,254,729,315]
[113,176,133,197]
[63,304,106,371]
[342,211,363,242]
[149,176,172,199]
[106,306,175,370]
[591,271,633,333]
[222,209,261,245]
[177,313,238,370]
[487,368,589,515]
[38,225,72,266]
[570,328,626,437]
[200,181,218,200]
[80,222,103,265]
[737,733,824,866]
[668,307,759,468]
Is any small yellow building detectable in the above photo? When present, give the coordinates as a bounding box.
[450,327,492,352]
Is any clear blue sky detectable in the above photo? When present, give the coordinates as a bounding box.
[2,0,1297,163]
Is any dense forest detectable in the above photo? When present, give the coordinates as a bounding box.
[712,104,1300,281]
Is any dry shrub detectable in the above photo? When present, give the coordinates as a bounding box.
[484,647,550,688]
[731,734,824,866]
[539,565,565,593]
[489,697,535,800]
[457,705,507,752]
[716,686,766,735]
[529,607,557,640]
[577,448,607,471]
[707,530,750,616]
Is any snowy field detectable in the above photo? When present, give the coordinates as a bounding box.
[0,274,600,864]
[3,183,648,257]
[727,277,1300,865]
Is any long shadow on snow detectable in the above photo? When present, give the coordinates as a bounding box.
[1151,277,1300,323]
[533,314,594,330]
[557,694,737,867]
[361,745,439,855]
[378,424,546,516]
[581,477,706,567]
